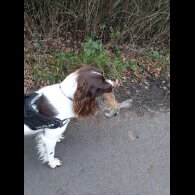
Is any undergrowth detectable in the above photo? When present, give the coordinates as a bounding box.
[30,37,169,86]
[24,0,170,92]
[24,0,170,45]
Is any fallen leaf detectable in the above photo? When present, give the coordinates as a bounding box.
[147,164,153,174]
[134,71,139,78]
[128,131,135,140]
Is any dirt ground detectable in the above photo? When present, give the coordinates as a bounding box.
[113,78,170,115]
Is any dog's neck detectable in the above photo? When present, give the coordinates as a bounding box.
[59,84,73,101]
[59,72,78,101]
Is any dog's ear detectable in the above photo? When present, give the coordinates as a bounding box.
[73,80,97,117]
[88,84,102,98]
[74,79,99,100]
[74,80,89,100]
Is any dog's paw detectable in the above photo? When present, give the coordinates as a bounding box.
[57,135,65,142]
[48,158,62,168]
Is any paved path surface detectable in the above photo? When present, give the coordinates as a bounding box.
[24,109,170,195]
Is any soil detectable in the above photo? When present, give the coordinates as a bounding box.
[113,78,170,113]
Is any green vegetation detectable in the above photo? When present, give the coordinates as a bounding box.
[24,0,170,91]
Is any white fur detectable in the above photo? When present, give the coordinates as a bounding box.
[24,70,115,168]
[106,79,116,88]
[24,72,78,168]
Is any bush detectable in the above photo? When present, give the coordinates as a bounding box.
[24,0,170,46]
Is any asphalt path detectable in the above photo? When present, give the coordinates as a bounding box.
[24,109,170,195]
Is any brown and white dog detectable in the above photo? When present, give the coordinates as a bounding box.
[24,65,117,168]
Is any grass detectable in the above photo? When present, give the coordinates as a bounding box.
[29,37,169,88]
[31,37,144,84]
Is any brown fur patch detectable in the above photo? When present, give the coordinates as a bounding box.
[73,65,113,117]
[74,97,97,117]
[34,95,58,117]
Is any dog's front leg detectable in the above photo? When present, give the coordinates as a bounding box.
[45,125,69,168]
[57,134,65,142]
[36,133,62,168]
[44,137,62,168]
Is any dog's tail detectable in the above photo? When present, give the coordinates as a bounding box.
[35,133,48,163]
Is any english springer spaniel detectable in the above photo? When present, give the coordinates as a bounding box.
[24,65,117,168]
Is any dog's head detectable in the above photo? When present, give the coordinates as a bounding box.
[73,66,117,117]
